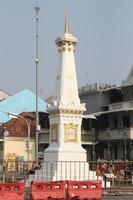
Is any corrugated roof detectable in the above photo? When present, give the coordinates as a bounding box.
[0,89,47,123]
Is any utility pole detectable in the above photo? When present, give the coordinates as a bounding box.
[124,127,127,161]
[106,127,110,161]
[35,5,40,161]
[92,128,96,170]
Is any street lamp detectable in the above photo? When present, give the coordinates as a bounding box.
[35,5,40,161]
[92,128,96,163]
[106,127,110,161]
[0,111,31,161]
[123,127,127,161]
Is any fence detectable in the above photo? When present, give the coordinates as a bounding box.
[0,160,133,188]
[90,160,133,187]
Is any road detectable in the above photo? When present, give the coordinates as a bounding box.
[103,196,133,200]
[26,196,133,199]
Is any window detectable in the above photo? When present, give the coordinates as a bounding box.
[123,116,130,128]
[113,118,117,129]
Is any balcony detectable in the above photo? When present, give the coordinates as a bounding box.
[109,101,133,111]
[98,128,133,140]
[81,130,92,144]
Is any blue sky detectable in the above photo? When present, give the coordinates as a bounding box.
[0,0,133,98]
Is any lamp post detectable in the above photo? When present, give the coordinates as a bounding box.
[123,127,127,161]
[106,127,110,161]
[35,5,40,161]
[0,111,31,161]
[92,128,96,166]
[18,115,30,162]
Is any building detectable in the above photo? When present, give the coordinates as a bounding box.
[1,80,133,161]
[0,89,47,161]
[79,67,133,161]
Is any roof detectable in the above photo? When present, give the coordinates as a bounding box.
[0,89,47,123]
[83,114,97,119]
[88,107,133,118]
[4,112,36,137]
[0,90,10,101]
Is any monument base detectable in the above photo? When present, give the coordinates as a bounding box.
[28,161,98,183]
[27,161,110,188]
[44,145,87,162]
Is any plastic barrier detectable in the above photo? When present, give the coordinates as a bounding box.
[0,182,25,200]
[67,180,102,200]
[31,180,67,200]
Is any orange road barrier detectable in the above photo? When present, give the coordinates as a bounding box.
[31,180,67,200]
[0,182,25,200]
[67,180,102,200]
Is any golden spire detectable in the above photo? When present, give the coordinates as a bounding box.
[64,11,69,34]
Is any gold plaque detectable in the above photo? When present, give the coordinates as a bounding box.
[64,124,78,143]
[51,124,58,143]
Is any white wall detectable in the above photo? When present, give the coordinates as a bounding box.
[4,137,35,161]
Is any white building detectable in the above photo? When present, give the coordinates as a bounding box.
[79,67,133,160]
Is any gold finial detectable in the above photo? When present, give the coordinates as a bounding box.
[64,10,69,34]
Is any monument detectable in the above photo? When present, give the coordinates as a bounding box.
[28,15,97,182]
[44,15,86,162]
[42,15,91,180]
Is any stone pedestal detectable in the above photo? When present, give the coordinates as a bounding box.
[28,161,97,183]
[44,144,87,162]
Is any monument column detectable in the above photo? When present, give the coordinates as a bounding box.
[44,15,87,162]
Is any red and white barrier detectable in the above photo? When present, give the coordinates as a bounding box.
[0,182,25,200]
[67,180,102,200]
[31,180,67,200]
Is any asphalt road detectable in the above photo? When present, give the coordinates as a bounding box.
[103,196,133,200]
[26,196,133,200]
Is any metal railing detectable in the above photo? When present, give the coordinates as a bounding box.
[1,160,133,188]
[109,100,133,111]
[98,128,133,140]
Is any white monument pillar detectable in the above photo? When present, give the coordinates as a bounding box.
[44,15,87,162]
[28,16,94,183]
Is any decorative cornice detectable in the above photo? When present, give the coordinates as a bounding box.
[48,108,84,117]
[58,41,75,52]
